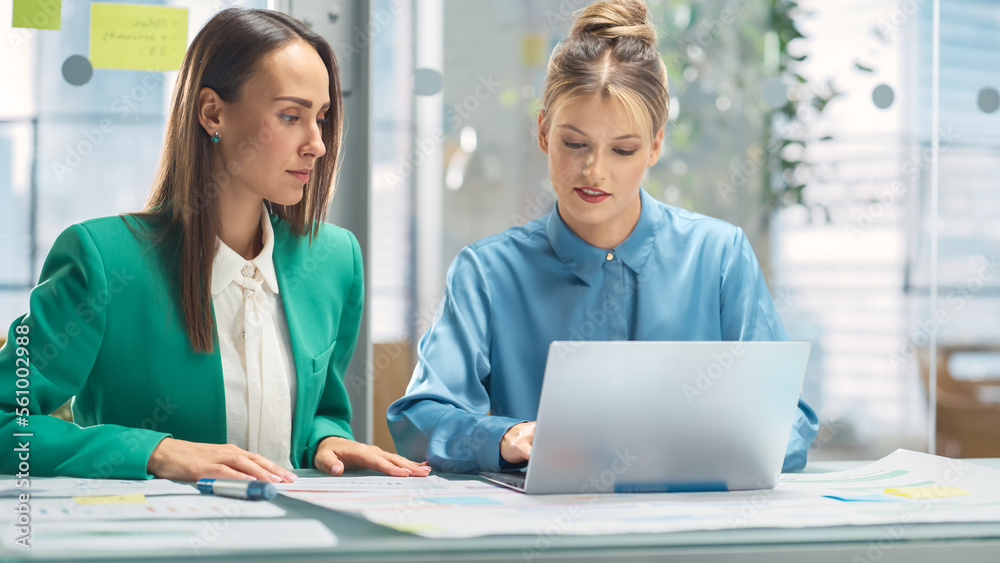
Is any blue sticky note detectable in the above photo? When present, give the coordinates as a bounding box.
[823,493,901,502]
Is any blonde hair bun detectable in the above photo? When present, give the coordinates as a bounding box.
[542,0,669,138]
[568,0,657,49]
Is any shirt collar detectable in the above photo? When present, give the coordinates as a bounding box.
[614,189,660,274]
[211,203,281,296]
[546,188,661,285]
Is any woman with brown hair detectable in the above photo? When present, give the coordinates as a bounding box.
[1,8,428,481]
[389,0,818,474]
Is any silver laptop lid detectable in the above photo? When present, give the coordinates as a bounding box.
[524,341,810,494]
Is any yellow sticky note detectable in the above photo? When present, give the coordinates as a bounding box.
[12,0,62,30]
[884,486,971,499]
[521,33,546,67]
[90,3,188,71]
[74,493,147,505]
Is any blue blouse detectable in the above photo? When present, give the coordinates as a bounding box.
[388,189,818,474]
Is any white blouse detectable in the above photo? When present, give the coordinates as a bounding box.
[211,205,297,469]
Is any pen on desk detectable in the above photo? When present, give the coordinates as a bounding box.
[196,478,277,501]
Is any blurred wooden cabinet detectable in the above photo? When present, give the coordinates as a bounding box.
[372,340,415,454]
[921,346,1000,458]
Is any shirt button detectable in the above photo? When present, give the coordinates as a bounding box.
[606,252,614,261]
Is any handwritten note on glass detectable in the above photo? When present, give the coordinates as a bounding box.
[89,3,188,71]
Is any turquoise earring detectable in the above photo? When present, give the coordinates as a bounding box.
[211,131,221,144]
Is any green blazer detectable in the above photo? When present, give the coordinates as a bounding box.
[1,213,363,479]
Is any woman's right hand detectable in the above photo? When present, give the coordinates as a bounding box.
[500,421,536,464]
[147,437,297,483]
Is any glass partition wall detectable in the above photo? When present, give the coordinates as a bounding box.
[369,0,1000,460]
[918,0,1000,458]
[2,1,997,460]
[0,0,270,321]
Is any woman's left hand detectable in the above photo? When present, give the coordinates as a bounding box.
[314,437,431,477]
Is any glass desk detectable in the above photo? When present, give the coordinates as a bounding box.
[8,460,1000,563]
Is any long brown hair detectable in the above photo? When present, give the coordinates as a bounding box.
[542,0,669,140]
[140,8,343,352]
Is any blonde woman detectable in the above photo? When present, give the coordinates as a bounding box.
[1,8,428,481]
[389,0,818,474]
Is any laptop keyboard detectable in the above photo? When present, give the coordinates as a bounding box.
[480,471,527,490]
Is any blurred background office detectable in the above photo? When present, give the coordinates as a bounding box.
[1,0,998,461]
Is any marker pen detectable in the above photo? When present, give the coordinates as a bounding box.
[196,478,278,501]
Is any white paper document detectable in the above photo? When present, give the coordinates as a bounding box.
[276,474,457,493]
[0,477,197,498]
[0,518,337,553]
[0,476,307,554]
[0,493,286,521]
[279,450,1000,538]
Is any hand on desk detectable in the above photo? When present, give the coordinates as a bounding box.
[315,436,431,477]
[500,421,535,464]
[147,438,297,483]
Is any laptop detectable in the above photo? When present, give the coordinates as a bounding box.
[480,341,810,494]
